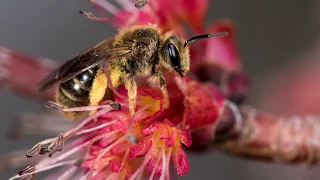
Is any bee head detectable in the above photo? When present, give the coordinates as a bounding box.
[159,31,229,77]
[159,33,190,77]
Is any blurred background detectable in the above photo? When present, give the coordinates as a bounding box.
[0,0,319,179]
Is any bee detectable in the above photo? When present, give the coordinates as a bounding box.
[38,25,228,120]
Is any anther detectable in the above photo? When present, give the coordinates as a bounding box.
[18,165,36,176]
[74,159,84,167]
[79,11,95,19]
[45,101,64,111]
[39,147,50,155]
[57,133,64,151]
[26,144,41,158]
[135,0,149,8]
[109,102,121,110]
[126,133,139,144]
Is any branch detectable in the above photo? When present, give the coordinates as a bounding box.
[0,46,56,101]
[215,106,320,164]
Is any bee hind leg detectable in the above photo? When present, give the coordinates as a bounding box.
[89,69,108,115]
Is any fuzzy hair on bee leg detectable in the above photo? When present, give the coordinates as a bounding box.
[124,75,137,115]
[88,69,108,116]
[151,72,169,109]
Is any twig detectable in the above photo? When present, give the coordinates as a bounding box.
[215,106,320,164]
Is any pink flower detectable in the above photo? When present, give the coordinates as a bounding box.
[130,119,191,178]
[5,0,247,179]
[10,78,225,179]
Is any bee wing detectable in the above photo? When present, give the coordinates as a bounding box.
[38,37,132,92]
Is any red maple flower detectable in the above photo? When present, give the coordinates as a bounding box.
[7,0,248,180]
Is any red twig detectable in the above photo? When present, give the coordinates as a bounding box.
[0,46,56,101]
[215,106,320,164]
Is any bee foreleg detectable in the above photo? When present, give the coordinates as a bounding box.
[151,72,169,109]
[124,75,137,115]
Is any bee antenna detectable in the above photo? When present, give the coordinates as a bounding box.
[184,32,229,48]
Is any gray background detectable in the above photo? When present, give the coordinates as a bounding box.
[0,0,319,179]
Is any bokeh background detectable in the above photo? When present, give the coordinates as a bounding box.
[0,0,319,179]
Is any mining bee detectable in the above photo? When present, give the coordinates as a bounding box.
[38,25,228,120]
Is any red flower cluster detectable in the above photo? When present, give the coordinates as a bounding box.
[9,0,250,179]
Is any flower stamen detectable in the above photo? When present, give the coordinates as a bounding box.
[160,146,166,180]
[79,11,109,22]
[64,105,117,138]
[56,166,78,180]
[76,120,117,135]
[26,144,41,158]
[84,130,120,160]
[45,100,120,112]
[38,141,89,167]
[149,148,163,180]
[11,160,77,180]
[120,148,130,171]
[126,103,154,144]
[129,150,151,180]
[18,165,36,176]
[87,136,126,180]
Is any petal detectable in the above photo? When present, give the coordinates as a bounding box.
[109,157,132,178]
[115,119,128,134]
[109,158,122,173]
[182,0,208,32]
[164,127,176,147]
[110,142,128,155]
[178,79,225,130]
[177,129,192,147]
[172,147,190,176]
[142,122,161,135]
[163,119,175,127]
[130,136,153,159]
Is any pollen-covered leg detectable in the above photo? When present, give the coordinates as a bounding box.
[89,69,108,115]
[124,75,137,115]
[151,72,169,109]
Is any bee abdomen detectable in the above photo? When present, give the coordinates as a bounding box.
[56,68,98,120]
[59,68,97,103]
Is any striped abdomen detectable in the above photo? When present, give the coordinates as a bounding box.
[56,67,98,120]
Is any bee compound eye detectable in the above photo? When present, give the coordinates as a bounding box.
[167,43,180,68]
